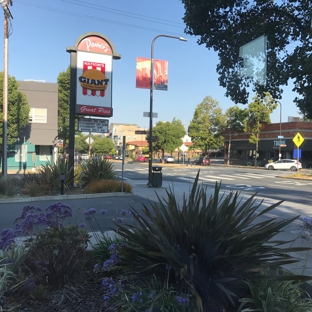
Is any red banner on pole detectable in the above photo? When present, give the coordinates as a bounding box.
[136,57,168,91]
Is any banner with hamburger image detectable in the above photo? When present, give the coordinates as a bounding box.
[76,51,113,116]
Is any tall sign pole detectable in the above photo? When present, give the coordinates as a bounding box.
[292,132,304,172]
[66,32,121,183]
[1,0,12,176]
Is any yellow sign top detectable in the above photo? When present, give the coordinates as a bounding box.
[292,132,304,147]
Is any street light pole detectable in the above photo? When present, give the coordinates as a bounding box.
[227,114,232,165]
[277,101,282,160]
[148,34,187,187]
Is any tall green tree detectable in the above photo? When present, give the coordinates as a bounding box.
[75,133,89,154]
[225,105,249,133]
[92,137,115,155]
[0,73,30,145]
[244,92,277,166]
[152,118,186,156]
[57,67,70,154]
[188,96,226,154]
[181,0,312,118]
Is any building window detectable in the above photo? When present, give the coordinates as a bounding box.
[127,136,131,141]
[39,146,50,161]
[15,144,27,162]
[133,136,137,141]
[29,108,47,123]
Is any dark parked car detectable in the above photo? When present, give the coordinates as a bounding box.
[193,157,211,166]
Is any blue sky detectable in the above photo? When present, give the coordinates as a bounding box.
[2,0,301,129]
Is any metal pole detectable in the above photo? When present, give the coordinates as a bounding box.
[2,0,8,176]
[277,101,282,160]
[67,50,77,186]
[121,136,125,192]
[148,34,187,187]
[227,115,232,165]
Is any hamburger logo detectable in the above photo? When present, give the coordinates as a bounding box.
[79,69,109,91]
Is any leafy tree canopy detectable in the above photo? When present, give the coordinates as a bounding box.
[92,137,115,155]
[152,118,186,155]
[75,133,89,153]
[182,0,312,117]
[0,73,30,145]
[225,105,249,133]
[244,92,277,164]
[57,67,70,153]
[188,96,226,152]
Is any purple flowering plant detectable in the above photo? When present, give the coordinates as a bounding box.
[0,202,91,291]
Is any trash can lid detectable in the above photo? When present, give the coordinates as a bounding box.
[152,166,162,171]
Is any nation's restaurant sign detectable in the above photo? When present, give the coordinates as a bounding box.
[67,33,121,117]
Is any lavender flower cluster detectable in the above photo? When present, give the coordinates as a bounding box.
[301,216,312,231]
[0,203,73,251]
[103,243,120,269]
[176,295,190,307]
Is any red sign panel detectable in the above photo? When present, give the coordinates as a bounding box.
[77,36,112,54]
[78,105,112,117]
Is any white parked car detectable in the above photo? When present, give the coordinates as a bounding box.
[164,156,174,163]
[265,159,302,171]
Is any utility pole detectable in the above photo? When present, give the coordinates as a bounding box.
[0,0,12,177]
[227,114,232,165]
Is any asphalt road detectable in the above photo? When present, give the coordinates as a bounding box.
[113,160,312,206]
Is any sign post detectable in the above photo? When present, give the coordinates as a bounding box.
[292,132,304,173]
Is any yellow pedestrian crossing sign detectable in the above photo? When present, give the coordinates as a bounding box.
[292,132,304,147]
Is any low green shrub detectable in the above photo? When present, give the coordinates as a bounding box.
[85,179,132,194]
[79,158,116,187]
[0,257,17,301]
[20,181,46,197]
[25,224,90,289]
[238,269,312,311]
[0,203,91,293]
[36,158,74,194]
[0,176,20,197]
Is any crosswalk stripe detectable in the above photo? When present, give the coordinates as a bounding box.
[240,174,268,179]
[201,175,235,181]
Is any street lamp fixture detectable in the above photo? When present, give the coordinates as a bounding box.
[276,101,282,160]
[148,34,187,187]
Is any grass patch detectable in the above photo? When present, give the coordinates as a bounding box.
[285,170,312,180]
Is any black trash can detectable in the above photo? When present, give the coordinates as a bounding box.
[152,166,162,187]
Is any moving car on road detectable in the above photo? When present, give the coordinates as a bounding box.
[265,159,302,171]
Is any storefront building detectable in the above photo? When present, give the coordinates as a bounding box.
[224,121,312,167]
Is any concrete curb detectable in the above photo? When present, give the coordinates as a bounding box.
[0,192,132,204]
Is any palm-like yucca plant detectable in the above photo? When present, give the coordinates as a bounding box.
[115,171,312,312]
[79,158,116,187]
[37,157,74,193]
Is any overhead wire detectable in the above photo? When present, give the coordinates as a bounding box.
[60,0,184,28]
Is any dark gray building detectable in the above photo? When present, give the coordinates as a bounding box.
[8,80,58,172]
